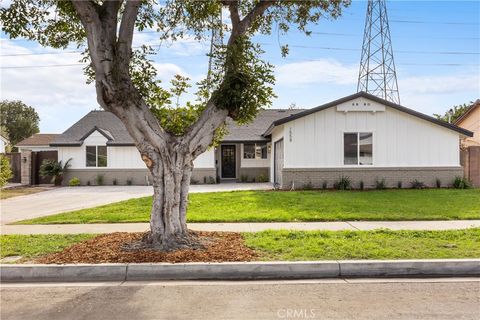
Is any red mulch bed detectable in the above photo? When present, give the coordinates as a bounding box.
[35,231,257,264]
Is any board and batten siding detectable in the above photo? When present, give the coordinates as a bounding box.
[279,100,460,168]
[57,130,215,169]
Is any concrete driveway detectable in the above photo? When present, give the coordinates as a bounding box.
[0,183,271,225]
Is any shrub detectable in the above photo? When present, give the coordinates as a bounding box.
[322,181,328,190]
[436,178,442,188]
[410,179,426,189]
[126,178,133,186]
[452,176,471,189]
[375,178,387,190]
[208,176,216,184]
[190,178,199,185]
[39,158,72,185]
[95,174,104,186]
[87,180,91,186]
[68,177,80,186]
[397,181,402,189]
[257,174,268,182]
[240,174,249,182]
[0,155,13,187]
[359,180,364,190]
[112,178,117,186]
[334,176,351,190]
[303,181,314,190]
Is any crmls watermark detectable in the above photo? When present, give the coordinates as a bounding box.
[277,308,316,319]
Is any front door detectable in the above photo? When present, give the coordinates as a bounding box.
[221,145,236,178]
[274,139,284,186]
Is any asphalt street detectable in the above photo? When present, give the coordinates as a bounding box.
[1,278,479,320]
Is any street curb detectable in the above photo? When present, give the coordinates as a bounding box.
[1,259,479,282]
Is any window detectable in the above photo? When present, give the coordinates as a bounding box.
[343,133,373,165]
[243,143,267,159]
[86,146,108,167]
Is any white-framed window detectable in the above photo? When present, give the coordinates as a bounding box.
[86,145,108,167]
[243,143,267,159]
[344,132,373,165]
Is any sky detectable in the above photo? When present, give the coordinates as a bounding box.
[1,0,479,133]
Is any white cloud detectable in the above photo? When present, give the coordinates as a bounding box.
[275,59,358,87]
[400,74,480,95]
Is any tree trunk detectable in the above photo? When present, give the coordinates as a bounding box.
[142,151,198,251]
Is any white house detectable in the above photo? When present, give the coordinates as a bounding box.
[16,134,59,152]
[0,135,9,153]
[45,92,472,188]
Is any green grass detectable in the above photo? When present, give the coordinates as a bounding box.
[243,229,480,260]
[0,234,96,259]
[16,189,480,224]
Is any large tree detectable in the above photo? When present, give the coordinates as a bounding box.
[1,0,349,250]
[0,100,40,150]
[434,101,475,124]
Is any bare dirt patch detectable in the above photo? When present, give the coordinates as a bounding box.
[35,232,257,264]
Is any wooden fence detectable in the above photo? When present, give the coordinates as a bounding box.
[461,146,480,187]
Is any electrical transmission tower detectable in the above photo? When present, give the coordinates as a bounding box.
[357,0,400,104]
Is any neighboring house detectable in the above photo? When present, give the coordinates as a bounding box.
[455,100,480,187]
[0,135,9,153]
[455,100,480,147]
[16,134,60,152]
[48,91,472,188]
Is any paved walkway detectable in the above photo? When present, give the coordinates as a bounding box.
[0,183,271,225]
[2,220,479,235]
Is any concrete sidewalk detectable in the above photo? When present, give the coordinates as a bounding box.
[1,220,479,235]
[0,183,272,225]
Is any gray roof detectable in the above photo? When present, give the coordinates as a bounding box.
[50,111,135,146]
[51,109,305,146]
[222,109,305,142]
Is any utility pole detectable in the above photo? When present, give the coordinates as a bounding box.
[357,0,400,104]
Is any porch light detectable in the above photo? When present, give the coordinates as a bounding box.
[267,145,271,153]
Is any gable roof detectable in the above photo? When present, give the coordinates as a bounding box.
[17,133,59,146]
[222,109,305,142]
[454,99,480,125]
[0,134,8,143]
[263,91,473,137]
[50,111,135,146]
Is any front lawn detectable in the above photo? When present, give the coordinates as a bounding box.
[0,234,96,260]
[1,229,479,262]
[16,189,480,224]
[1,187,49,200]
[244,229,480,260]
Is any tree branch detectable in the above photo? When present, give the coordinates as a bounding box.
[118,0,141,69]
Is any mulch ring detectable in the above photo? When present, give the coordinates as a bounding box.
[35,231,257,264]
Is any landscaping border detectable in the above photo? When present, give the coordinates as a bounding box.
[1,259,479,282]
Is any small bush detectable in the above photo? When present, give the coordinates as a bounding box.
[0,155,13,187]
[257,174,268,182]
[95,174,104,186]
[208,176,216,184]
[240,174,249,183]
[190,178,199,185]
[397,181,403,189]
[334,176,351,190]
[322,181,328,190]
[303,181,314,190]
[359,180,364,190]
[86,180,91,186]
[68,177,80,186]
[126,178,133,186]
[410,179,426,189]
[113,179,117,186]
[435,178,442,188]
[452,176,471,189]
[375,178,387,190]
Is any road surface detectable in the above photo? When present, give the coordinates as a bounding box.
[2,278,479,320]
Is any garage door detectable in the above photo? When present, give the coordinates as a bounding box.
[274,139,284,187]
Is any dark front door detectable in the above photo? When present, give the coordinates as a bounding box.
[221,145,236,178]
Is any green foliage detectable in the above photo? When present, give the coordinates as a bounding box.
[434,102,474,123]
[436,178,442,188]
[410,179,426,189]
[240,174,249,183]
[397,181,403,189]
[257,174,269,183]
[334,176,351,190]
[359,180,364,190]
[94,175,104,186]
[0,155,13,187]
[303,181,314,190]
[0,100,39,148]
[322,181,328,190]
[453,176,471,189]
[375,178,387,190]
[39,158,72,183]
[68,177,80,187]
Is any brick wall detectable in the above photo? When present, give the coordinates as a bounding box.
[281,167,464,190]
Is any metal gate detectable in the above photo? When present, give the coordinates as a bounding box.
[32,151,58,185]
[274,139,284,187]
[4,153,21,183]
